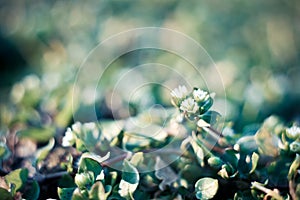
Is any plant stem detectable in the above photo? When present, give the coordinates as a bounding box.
[251,182,284,200]
[33,171,70,183]
[289,180,297,200]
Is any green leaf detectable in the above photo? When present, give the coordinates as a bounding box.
[34,138,55,166]
[0,142,11,160]
[249,152,259,174]
[190,136,205,167]
[57,187,75,200]
[75,171,94,189]
[78,152,110,176]
[288,154,300,180]
[72,188,88,200]
[0,187,13,200]
[118,159,140,198]
[89,181,111,200]
[5,168,28,195]
[23,180,40,200]
[235,136,258,154]
[200,111,221,125]
[255,127,280,157]
[207,156,223,169]
[130,152,144,167]
[18,127,55,142]
[195,177,218,200]
[54,88,76,127]
[222,149,239,169]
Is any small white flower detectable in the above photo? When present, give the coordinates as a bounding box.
[286,126,300,139]
[62,128,76,147]
[171,85,188,99]
[180,97,199,114]
[71,122,82,134]
[193,89,208,102]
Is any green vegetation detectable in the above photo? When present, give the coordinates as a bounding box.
[0,1,299,199]
[1,85,299,199]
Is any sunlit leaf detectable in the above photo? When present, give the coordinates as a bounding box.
[5,168,28,195]
[72,188,88,200]
[34,137,55,166]
[0,142,11,160]
[249,152,259,174]
[78,152,110,177]
[288,154,300,180]
[89,181,111,200]
[195,177,218,200]
[255,127,280,157]
[118,159,139,199]
[130,152,144,167]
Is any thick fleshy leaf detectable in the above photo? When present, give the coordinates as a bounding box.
[0,187,13,200]
[23,180,40,200]
[288,154,300,180]
[72,188,88,200]
[5,168,28,195]
[255,127,280,157]
[195,177,218,200]
[249,152,259,174]
[118,159,139,198]
[0,142,11,160]
[57,187,75,200]
[130,152,144,167]
[78,152,110,176]
[89,181,111,200]
[34,138,55,166]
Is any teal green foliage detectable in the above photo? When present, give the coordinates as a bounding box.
[1,84,300,199]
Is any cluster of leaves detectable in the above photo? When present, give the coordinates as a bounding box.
[1,83,300,199]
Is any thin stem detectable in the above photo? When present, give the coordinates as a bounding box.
[32,171,70,183]
[207,126,224,138]
[289,180,297,200]
[251,182,284,200]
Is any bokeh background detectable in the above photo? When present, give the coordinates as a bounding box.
[1,0,299,131]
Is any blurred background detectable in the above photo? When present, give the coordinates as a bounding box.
[0,0,299,132]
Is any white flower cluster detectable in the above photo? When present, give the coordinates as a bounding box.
[180,97,199,114]
[62,122,100,147]
[171,85,211,115]
[171,85,188,99]
[193,88,209,102]
[286,126,300,139]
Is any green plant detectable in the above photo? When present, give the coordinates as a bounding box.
[1,84,300,199]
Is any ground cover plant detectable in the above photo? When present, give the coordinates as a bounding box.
[0,1,299,199]
[0,82,299,199]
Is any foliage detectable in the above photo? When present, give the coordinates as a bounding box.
[1,83,300,199]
